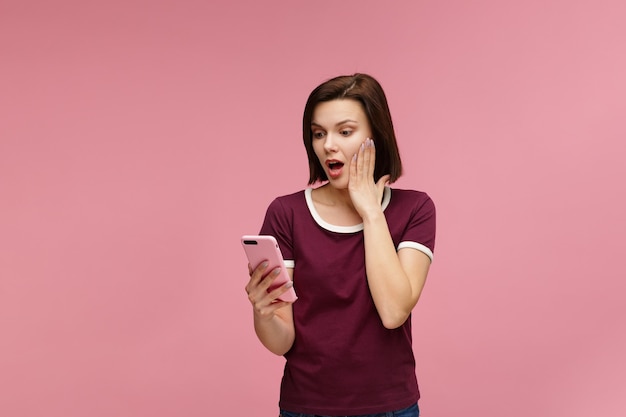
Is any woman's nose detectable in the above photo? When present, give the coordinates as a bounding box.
[323,134,337,152]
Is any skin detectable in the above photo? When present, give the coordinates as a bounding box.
[245,99,431,355]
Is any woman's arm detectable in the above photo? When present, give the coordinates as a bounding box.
[245,264,295,355]
[362,214,430,329]
[349,138,431,329]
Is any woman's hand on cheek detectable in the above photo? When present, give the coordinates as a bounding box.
[348,138,390,220]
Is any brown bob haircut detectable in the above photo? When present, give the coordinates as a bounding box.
[303,73,403,185]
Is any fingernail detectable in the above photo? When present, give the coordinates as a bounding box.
[352,153,357,161]
[261,261,268,268]
[285,281,293,288]
[273,268,281,275]
[360,143,365,151]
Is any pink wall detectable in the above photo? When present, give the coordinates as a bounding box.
[1,1,625,416]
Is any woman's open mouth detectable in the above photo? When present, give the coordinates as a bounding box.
[326,160,344,179]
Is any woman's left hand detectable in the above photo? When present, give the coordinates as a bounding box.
[348,138,390,220]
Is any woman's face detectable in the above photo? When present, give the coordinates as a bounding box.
[311,99,373,189]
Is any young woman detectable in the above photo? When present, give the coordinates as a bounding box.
[245,73,436,417]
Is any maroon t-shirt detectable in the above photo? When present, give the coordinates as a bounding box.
[260,187,436,415]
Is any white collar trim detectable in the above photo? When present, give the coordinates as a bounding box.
[304,186,392,233]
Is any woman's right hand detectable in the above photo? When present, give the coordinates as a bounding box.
[245,262,294,321]
[245,262,296,355]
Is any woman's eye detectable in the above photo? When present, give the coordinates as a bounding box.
[313,131,325,139]
[340,130,352,136]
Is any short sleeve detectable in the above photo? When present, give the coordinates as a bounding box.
[259,197,295,268]
[397,194,436,262]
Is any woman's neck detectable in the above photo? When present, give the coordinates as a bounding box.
[311,184,362,226]
[318,184,354,207]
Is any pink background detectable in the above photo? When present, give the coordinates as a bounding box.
[1,1,625,416]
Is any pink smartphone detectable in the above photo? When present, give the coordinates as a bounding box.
[241,235,297,302]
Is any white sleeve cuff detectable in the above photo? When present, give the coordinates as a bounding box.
[284,260,295,268]
[397,241,433,262]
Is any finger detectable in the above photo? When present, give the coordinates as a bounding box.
[350,152,358,184]
[377,174,391,189]
[257,266,283,293]
[370,138,377,178]
[245,261,269,293]
[252,261,269,278]
[363,138,374,179]
[249,273,291,311]
[267,280,295,303]
[356,140,366,180]
[377,174,391,196]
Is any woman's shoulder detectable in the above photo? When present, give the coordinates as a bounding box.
[271,188,307,203]
[390,187,433,203]
[266,189,308,211]
[389,187,436,215]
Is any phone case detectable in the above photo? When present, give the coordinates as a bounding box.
[241,235,297,302]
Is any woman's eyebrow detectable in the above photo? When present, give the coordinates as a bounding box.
[311,119,358,128]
